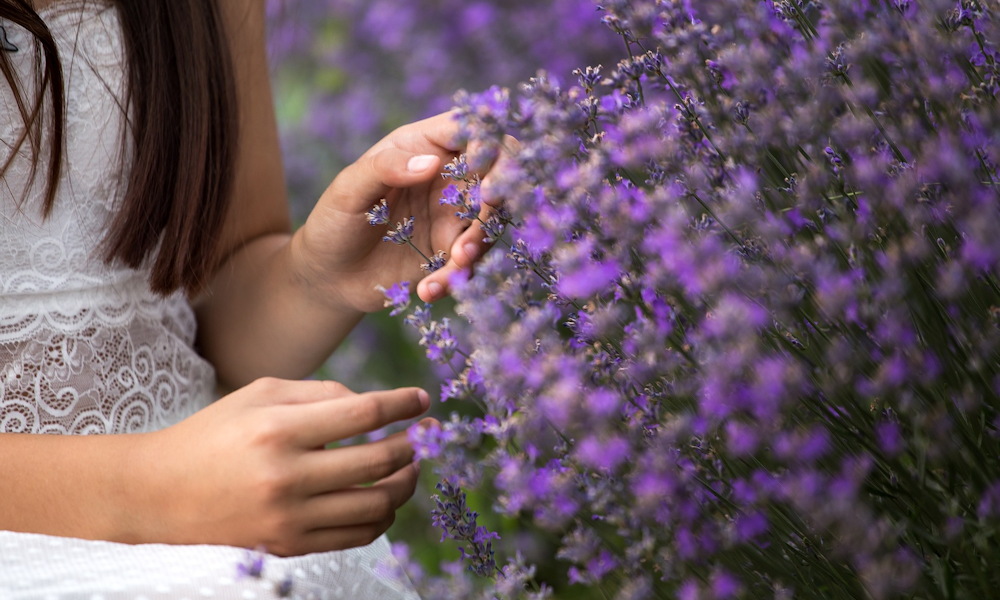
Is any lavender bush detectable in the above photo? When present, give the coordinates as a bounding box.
[266,0,621,222]
[366,0,1000,598]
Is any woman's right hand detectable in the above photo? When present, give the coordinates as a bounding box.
[128,378,431,556]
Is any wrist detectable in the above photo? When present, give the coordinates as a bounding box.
[104,432,164,544]
[115,429,207,546]
[289,225,372,316]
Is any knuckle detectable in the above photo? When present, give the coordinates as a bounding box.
[253,376,282,391]
[249,376,283,397]
[364,151,384,176]
[350,395,385,428]
[363,446,398,481]
[249,417,289,448]
[367,489,395,521]
[393,122,418,141]
[253,464,295,501]
[319,380,349,397]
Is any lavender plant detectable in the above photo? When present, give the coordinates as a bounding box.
[370,0,1000,598]
[235,547,297,598]
[265,0,622,222]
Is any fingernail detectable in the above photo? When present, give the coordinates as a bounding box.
[427,281,444,300]
[413,460,421,475]
[407,155,437,172]
[463,243,481,263]
[417,389,430,410]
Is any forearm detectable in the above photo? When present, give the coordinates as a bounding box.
[0,433,144,542]
[194,232,365,389]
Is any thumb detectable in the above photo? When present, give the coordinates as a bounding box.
[323,148,442,213]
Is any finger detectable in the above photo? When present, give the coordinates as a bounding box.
[297,429,418,493]
[391,110,465,155]
[452,204,499,270]
[297,463,419,540]
[416,211,496,302]
[479,135,520,207]
[467,134,519,189]
[289,387,430,448]
[325,148,445,214]
[466,137,500,174]
[293,515,396,555]
[324,110,465,214]
[416,260,468,303]
[243,378,354,407]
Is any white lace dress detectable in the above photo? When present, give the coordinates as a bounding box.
[0,3,416,598]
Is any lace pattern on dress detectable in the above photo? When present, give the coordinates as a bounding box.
[0,279,214,434]
[0,0,215,434]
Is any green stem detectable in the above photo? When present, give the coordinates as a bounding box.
[404,238,433,265]
[620,32,645,107]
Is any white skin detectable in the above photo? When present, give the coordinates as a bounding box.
[0,0,509,555]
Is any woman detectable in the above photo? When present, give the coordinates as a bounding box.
[0,0,497,596]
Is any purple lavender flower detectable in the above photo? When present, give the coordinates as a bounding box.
[440,182,482,221]
[376,281,411,316]
[419,318,458,364]
[443,155,470,181]
[365,198,391,226]
[235,547,265,579]
[273,576,293,598]
[404,302,433,329]
[409,420,450,460]
[421,250,448,273]
[431,480,500,577]
[382,216,415,245]
[439,184,465,207]
[235,547,299,598]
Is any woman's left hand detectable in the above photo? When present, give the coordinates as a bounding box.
[291,111,509,314]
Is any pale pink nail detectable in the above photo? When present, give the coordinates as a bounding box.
[407,155,437,172]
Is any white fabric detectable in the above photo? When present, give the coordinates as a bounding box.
[0,2,416,598]
[0,531,412,600]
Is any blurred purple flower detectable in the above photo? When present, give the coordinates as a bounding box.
[376,281,411,316]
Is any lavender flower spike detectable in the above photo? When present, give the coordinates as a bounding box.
[365,198,391,226]
[376,281,411,316]
[421,250,448,273]
[382,216,415,245]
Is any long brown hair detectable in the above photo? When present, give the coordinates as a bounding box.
[0,0,238,295]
